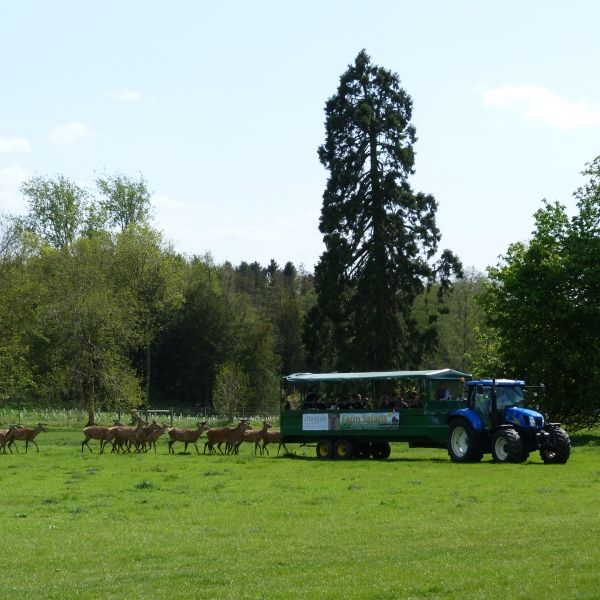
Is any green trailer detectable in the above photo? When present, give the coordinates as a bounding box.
[280,369,471,460]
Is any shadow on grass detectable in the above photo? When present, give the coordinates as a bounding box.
[276,454,553,466]
[570,432,600,447]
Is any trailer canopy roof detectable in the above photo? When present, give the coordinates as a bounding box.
[283,369,471,383]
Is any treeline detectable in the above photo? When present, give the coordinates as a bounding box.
[0,171,493,423]
[0,173,318,422]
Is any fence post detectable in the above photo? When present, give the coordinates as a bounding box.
[170,407,173,427]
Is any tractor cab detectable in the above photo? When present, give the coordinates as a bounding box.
[466,379,532,427]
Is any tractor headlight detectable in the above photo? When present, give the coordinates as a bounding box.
[528,416,536,427]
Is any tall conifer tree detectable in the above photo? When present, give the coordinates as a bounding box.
[310,50,462,371]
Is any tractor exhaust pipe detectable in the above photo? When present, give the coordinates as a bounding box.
[491,378,498,428]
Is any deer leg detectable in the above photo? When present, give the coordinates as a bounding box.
[194,441,199,455]
[32,439,39,453]
[263,443,270,456]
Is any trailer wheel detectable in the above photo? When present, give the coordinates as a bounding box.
[355,442,371,459]
[491,428,523,463]
[447,420,481,463]
[334,438,354,460]
[371,442,391,459]
[316,438,334,460]
[540,428,571,464]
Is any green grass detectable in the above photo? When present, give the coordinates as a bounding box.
[1,427,599,599]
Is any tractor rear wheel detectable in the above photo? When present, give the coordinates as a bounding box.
[540,428,571,464]
[334,438,354,460]
[491,428,524,463]
[447,420,482,463]
[316,438,334,460]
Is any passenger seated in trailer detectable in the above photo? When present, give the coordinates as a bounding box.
[408,391,421,408]
[352,393,364,409]
[380,395,393,409]
[365,397,375,409]
[339,397,351,410]
[435,381,450,401]
[304,388,318,409]
[315,396,327,410]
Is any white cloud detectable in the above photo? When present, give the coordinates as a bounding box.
[0,137,32,153]
[105,89,141,101]
[482,85,600,129]
[47,122,89,144]
[0,165,28,214]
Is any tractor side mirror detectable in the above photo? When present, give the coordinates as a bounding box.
[539,383,545,394]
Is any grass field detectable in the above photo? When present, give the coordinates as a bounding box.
[1,423,599,600]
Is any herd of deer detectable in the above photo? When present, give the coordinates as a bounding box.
[81,418,288,455]
[0,419,288,456]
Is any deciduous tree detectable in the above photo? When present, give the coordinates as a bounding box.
[21,175,91,248]
[480,156,600,430]
[212,362,251,423]
[95,172,153,232]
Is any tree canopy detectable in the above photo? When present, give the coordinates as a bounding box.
[309,50,462,372]
[480,156,600,430]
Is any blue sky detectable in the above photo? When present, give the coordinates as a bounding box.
[1,1,599,273]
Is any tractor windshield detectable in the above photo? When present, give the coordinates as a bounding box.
[470,385,526,427]
[495,386,526,411]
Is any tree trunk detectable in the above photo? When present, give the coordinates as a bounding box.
[146,343,151,405]
[85,406,95,427]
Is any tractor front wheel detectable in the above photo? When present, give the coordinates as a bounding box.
[540,428,571,464]
[447,420,482,463]
[491,428,524,463]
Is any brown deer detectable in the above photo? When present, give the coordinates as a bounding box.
[81,420,124,453]
[167,422,210,454]
[204,420,252,455]
[237,420,271,455]
[261,429,288,456]
[144,423,169,453]
[105,419,147,453]
[7,423,47,453]
[0,425,19,454]
[135,421,161,452]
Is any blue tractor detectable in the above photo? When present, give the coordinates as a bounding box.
[446,379,571,464]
